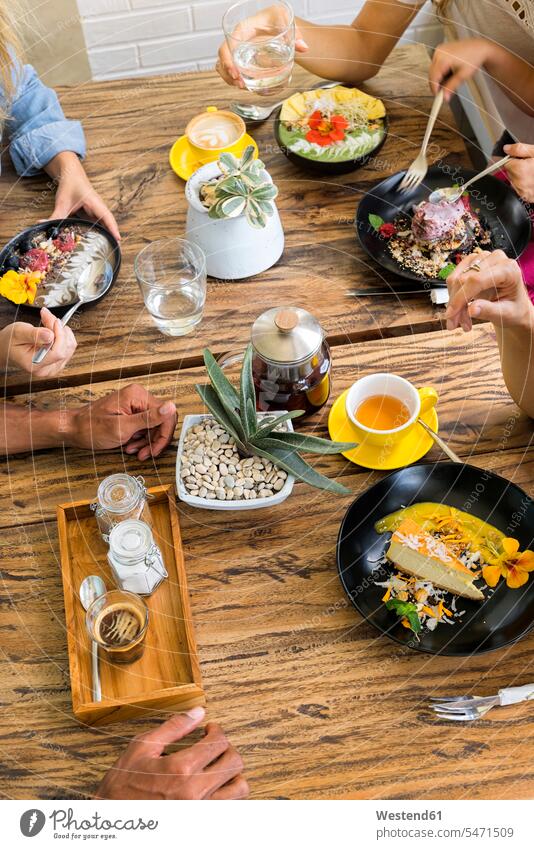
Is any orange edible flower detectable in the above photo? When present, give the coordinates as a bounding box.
[306,110,349,146]
[0,269,41,305]
[482,537,534,589]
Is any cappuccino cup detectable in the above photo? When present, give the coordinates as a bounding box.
[185,107,246,164]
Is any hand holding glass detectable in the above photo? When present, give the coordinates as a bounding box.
[223,1,295,96]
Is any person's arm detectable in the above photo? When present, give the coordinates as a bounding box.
[217,0,422,87]
[445,250,534,417]
[296,0,422,83]
[0,384,177,458]
[5,64,120,239]
[429,38,534,115]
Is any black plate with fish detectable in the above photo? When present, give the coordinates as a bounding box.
[0,217,121,315]
[356,166,531,287]
[337,462,534,656]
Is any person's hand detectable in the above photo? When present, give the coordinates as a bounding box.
[429,38,492,100]
[503,142,534,202]
[216,4,308,88]
[445,249,534,332]
[0,308,77,378]
[45,151,120,241]
[67,383,177,460]
[97,707,249,800]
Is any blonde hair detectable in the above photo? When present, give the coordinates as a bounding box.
[0,2,21,118]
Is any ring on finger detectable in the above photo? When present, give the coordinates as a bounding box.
[461,258,483,274]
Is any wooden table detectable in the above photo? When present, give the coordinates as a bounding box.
[2,46,534,801]
[0,44,468,394]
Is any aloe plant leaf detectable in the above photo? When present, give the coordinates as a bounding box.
[220,196,246,218]
[253,440,351,495]
[266,431,357,454]
[254,410,305,438]
[239,343,256,411]
[195,384,246,448]
[203,348,239,408]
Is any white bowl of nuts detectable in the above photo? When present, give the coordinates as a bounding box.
[176,414,295,510]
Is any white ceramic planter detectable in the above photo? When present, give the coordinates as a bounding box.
[184,161,285,280]
[176,413,295,511]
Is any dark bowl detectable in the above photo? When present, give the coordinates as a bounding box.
[0,217,121,316]
[274,110,388,175]
[356,166,532,287]
[337,462,534,656]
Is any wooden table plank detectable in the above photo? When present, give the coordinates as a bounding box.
[3,324,533,529]
[0,45,469,394]
[1,445,534,800]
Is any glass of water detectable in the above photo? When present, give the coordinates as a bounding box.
[135,238,207,337]
[223,0,295,96]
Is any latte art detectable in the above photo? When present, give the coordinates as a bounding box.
[186,110,245,151]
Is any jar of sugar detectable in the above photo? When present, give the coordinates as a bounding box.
[107,519,167,596]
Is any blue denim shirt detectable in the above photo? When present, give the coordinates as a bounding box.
[3,63,86,176]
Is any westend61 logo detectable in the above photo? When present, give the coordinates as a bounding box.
[19,808,159,839]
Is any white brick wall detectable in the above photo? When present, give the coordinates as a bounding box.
[76,0,442,81]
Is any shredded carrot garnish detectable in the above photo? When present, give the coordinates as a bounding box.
[382,587,391,603]
[443,606,453,617]
[400,617,411,628]
[437,601,444,618]
[422,605,437,618]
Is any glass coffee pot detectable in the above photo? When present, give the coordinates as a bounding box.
[219,307,331,417]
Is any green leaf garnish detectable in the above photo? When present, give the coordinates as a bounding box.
[368,213,384,232]
[385,598,422,633]
[438,263,456,279]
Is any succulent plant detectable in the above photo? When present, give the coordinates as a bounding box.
[195,345,356,495]
[199,145,278,229]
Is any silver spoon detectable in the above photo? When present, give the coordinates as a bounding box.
[418,417,462,464]
[428,155,511,205]
[230,80,341,122]
[79,575,106,702]
[32,260,114,365]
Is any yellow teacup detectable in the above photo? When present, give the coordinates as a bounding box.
[345,373,438,448]
[185,106,246,165]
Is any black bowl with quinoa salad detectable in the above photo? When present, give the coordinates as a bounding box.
[356,166,531,287]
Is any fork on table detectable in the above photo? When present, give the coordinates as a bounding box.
[431,683,534,721]
[398,89,444,193]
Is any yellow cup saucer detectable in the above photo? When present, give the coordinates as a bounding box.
[169,133,259,181]
[328,389,439,471]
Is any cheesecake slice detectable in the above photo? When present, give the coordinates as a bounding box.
[386,517,484,601]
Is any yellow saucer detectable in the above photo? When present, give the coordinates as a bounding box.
[169,134,259,181]
[328,389,439,471]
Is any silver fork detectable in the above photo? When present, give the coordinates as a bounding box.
[398,89,444,193]
[431,683,534,721]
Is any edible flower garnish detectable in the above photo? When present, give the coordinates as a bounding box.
[306,110,349,146]
[0,269,42,305]
[482,537,534,589]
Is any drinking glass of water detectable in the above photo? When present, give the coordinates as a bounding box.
[223,0,295,96]
[135,238,207,337]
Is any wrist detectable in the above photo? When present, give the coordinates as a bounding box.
[45,151,87,184]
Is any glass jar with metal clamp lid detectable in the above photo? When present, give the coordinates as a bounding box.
[107,519,167,596]
[91,474,152,542]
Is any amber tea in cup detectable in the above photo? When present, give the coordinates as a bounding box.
[86,589,148,664]
[355,394,411,431]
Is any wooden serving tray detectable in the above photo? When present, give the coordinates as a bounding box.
[57,484,204,725]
